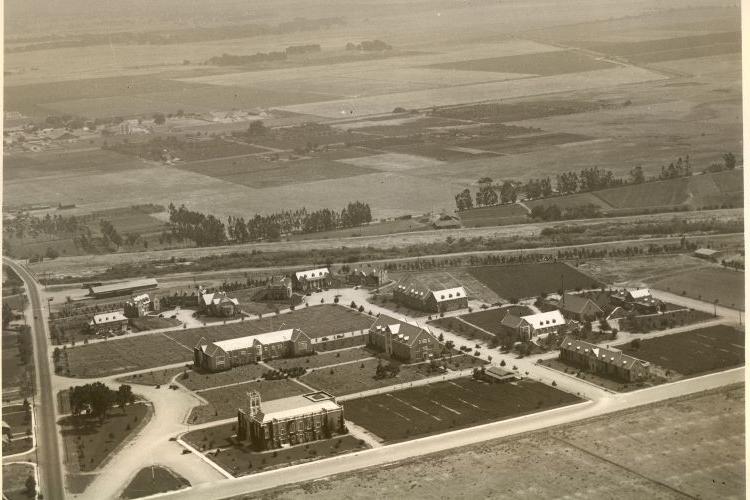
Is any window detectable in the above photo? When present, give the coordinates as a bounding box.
[315,420,321,428]
[290,422,295,432]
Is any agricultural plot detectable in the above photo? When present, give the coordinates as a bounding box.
[344,377,581,443]
[462,132,593,154]
[338,153,445,172]
[594,177,690,209]
[299,358,433,397]
[652,266,744,310]
[467,263,601,300]
[384,142,501,162]
[266,347,375,371]
[617,324,744,376]
[524,192,612,211]
[459,204,529,228]
[189,379,307,424]
[176,156,377,189]
[64,334,192,378]
[431,98,616,123]
[4,149,147,182]
[121,466,190,499]
[427,50,615,76]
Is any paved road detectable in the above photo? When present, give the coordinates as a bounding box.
[155,367,744,500]
[4,258,66,500]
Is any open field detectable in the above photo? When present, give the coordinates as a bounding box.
[183,423,367,477]
[427,50,614,76]
[259,383,744,500]
[181,364,268,392]
[577,254,722,285]
[2,437,33,456]
[299,358,433,397]
[458,204,529,228]
[467,262,602,300]
[189,379,307,424]
[59,403,151,473]
[117,367,186,387]
[4,149,148,182]
[1,328,34,402]
[344,377,582,443]
[2,462,36,500]
[652,266,745,310]
[266,347,375,371]
[617,324,744,376]
[121,466,190,499]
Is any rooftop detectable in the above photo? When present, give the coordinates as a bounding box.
[91,311,127,324]
[295,268,330,280]
[521,310,565,329]
[90,278,158,295]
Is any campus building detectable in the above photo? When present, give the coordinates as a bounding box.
[194,329,313,371]
[344,265,388,288]
[368,315,443,362]
[237,391,346,451]
[263,276,293,301]
[199,288,240,317]
[88,311,128,336]
[392,276,468,313]
[292,268,332,292]
[558,294,603,322]
[124,294,151,318]
[500,310,566,341]
[88,278,158,299]
[559,336,650,382]
[611,288,663,314]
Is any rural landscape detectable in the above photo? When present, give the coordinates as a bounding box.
[2,0,745,499]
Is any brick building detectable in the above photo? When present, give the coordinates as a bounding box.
[559,336,650,382]
[237,391,346,450]
[392,277,468,313]
[500,310,566,341]
[88,311,128,336]
[194,328,313,372]
[293,268,332,292]
[558,294,603,322]
[368,315,443,362]
[264,276,293,301]
[199,289,240,317]
[124,294,151,318]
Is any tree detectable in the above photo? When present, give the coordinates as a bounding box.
[116,384,135,412]
[153,113,166,125]
[629,165,645,184]
[723,152,737,170]
[500,181,517,204]
[454,189,474,211]
[25,475,36,495]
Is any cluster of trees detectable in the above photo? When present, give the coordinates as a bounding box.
[346,40,392,51]
[374,360,400,379]
[557,166,623,194]
[168,204,227,247]
[720,258,744,271]
[17,325,32,365]
[262,367,307,379]
[455,178,521,211]
[68,383,134,419]
[657,156,692,180]
[99,220,123,248]
[207,44,322,65]
[529,203,601,221]
[705,152,739,173]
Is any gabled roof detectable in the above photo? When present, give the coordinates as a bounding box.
[560,336,649,371]
[89,278,158,295]
[130,294,150,303]
[295,268,330,280]
[560,294,603,316]
[91,311,127,324]
[694,248,719,256]
[254,399,341,424]
[521,310,565,329]
[431,286,467,303]
[627,288,651,299]
[500,313,524,329]
[369,314,433,346]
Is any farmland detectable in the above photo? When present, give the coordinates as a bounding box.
[458,204,529,228]
[427,50,615,76]
[652,266,745,309]
[467,262,602,300]
[264,384,744,500]
[189,379,308,424]
[344,377,582,443]
[617,324,744,376]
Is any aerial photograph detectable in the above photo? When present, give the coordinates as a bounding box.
[1,0,745,498]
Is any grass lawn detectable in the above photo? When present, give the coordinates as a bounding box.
[616,324,744,376]
[117,367,187,387]
[183,422,367,477]
[2,404,31,429]
[181,364,267,392]
[428,317,495,344]
[65,474,97,494]
[2,437,33,456]
[121,466,190,499]
[344,377,582,443]
[653,266,745,310]
[459,204,530,228]
[299,358,435,396]
[2,462,36,500]
[129,317,181,332]
[538,357,667,393]
[458,306,534,336]
[60,403,152,472]
[467,263,602,300]
[266,347,376,371]
[189,380,307,424]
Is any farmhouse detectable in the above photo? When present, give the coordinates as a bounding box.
[293,268,332,292]
[199,289,240,317]
[559,337,650,382]
[124,294,151,318]
[393,277,468,312]
[88,311,128,336]
[500,310,565,341]
[89,278,158,299]
[368,315,442,362]
[194,328,313,371]
[559,294,603,322]
[237,391,345,451]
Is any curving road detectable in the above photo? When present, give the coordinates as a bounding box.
[4,258,66,500]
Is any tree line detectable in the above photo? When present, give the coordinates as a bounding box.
[67,383,135,419]
[206,43,321,66]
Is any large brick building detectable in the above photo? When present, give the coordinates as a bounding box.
[88,311,128,336]
[392,277,468,313]
[194,328,313,371]
[559,336,650,382]
[199,289,240,317]
[237,391,346,450]
[500,310,566,341]
[558,294,603,322]
[124,294,151,318]
[368,315,443,362]
[292,268,332,292]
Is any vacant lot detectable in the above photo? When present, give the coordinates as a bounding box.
[184,423,367,477]
[121,466,190,499]
[459,204,529,228]
[427,50,614,76]
[2,328,34,401]
[60,403,151,473]
[617,324,744,376]
[189,379,307,424]
[266,347,375,371]
[263,384,743,499]
[467,263,601,300]
[299,358,434,397]
[345,377,581,443]
[2,462,36,500]
[652,266,745,310]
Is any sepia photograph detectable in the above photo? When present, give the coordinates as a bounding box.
[1,0,745,498]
